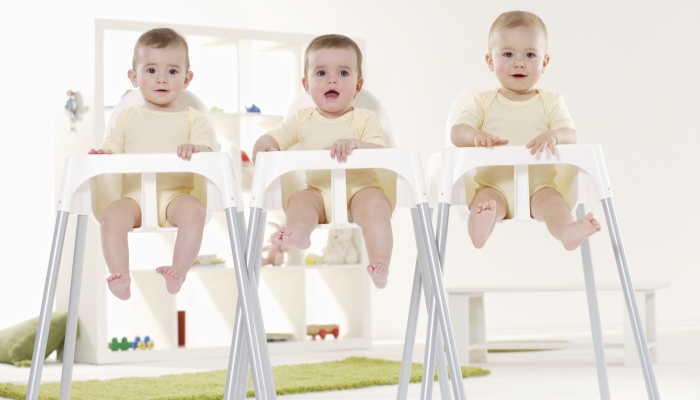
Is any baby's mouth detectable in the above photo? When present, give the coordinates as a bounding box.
[325,90,339,99]
[511,74,527,79]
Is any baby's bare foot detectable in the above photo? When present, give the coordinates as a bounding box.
[367,263,388,289]
[156,266,185,294]
[561,212,601,251]
[106,273,131,300]
[471,200,498,249]
[279,227,311,249]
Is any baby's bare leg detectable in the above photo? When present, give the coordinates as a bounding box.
[530,188,601,251]
[156,195,206,294]
[280,188,325,249]
[468,187,507,249]
[101,198,142,300]
[350,188,392,289]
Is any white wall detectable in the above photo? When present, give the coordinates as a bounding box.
[1,0,698,343]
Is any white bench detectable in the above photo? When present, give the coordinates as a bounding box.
[446,282,669,367]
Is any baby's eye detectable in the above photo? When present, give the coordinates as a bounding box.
[169,69,178,75]
[316,70,325,77]
[340,70,349,77]
[503,52,513,57]
[147,68,156,73]
[526,52,537,58]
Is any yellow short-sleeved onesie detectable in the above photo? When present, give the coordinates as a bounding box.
[453,89,576,218]
[99,105,214,226]
[266,107,387,223]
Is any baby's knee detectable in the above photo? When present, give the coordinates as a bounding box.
[353,192,391,220]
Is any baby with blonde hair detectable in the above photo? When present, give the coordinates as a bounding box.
[451,11,601,250]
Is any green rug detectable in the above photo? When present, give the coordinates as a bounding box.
[0,357,489,399]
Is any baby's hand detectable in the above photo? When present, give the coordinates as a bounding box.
[474,132,508,147]
[326,139,361,163]
[177,144,203,161]
[526,131,558,155]
[88,149,113,155]
[252,135,280,165]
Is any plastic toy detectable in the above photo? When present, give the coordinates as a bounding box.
[322,228,359,264]
[245,104,261,113]
[305,254,323,265]
[108,336,155,351]
[307,324,340,340]
[108,337,131,351]
[262,222,289,266]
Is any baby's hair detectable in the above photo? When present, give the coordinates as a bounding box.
[304,34,363,79]
[488,11,548,51]
[133,28,190,71]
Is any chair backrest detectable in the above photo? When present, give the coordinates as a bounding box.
[438,79,610,222]
[253,89,426,228]
[90,89,230,232]
[444,77,501,148]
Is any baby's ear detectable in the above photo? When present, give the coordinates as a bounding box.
[541,55,551,72]
[485,53,494,72]
[127,69,138,87]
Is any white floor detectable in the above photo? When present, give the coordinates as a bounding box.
[2,327,699,399]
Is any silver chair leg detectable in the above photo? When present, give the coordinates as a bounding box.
[415,203,466,399]
[26,211,70,400]
[408,207,452,400]
[397,260,423,400]
[601,199,660,400]
[225,207,274,400]
[59,215,88,400]
[576,204,611,400]
[225,210,256,400]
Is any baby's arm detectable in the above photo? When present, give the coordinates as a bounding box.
[451,124,509,148]
[327,139,383,163]
[177,144,212,161]
[252,134,281,165]
[525,128,577,155]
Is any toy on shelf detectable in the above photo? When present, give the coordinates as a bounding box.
[245,104,261,113]
[193,254,225,268]
[262,222,289,266]
[322,228,359,264]
[305,254,323,265]
[266,333,294,342]
[108,337,131,351]
[108,336,155,351]
[240,151,254,189]
[307,324,340,340]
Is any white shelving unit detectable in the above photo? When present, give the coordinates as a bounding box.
[58,19,371,364]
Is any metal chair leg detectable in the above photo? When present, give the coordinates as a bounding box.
[59,215,88,400]
[576,204,611,400]
[225,207,273,400]
[397,261,423,400]
[601,198,660,400]
[415,203,466,399]
[26,211,70,400]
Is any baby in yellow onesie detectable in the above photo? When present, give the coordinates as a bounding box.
[253,34,393,288]
[451,11,601,250]
[89,28,213,300]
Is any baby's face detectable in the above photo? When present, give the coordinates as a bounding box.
[129,45,192,110]
[303,47,363,118]
[487,26,549,98]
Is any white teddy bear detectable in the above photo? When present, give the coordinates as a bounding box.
[322,228,359,264]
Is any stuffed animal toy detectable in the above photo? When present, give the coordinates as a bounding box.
[261,222,289,266]
[322,228,359,264]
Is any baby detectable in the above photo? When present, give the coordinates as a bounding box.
[89,28,213,300]
[252,34,393,288]
[451,11,601,250]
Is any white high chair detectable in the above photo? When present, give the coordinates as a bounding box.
[24,89,264,400]
[222,90,467,400]
[408,79,661,400]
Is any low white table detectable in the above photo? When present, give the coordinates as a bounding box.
[446,282,670,367]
